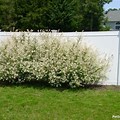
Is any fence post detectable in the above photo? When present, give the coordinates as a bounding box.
[117,31,120,85]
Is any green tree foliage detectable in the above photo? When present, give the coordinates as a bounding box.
[0,0,112,31]
[14,0,49,31]
[0,0,15,31]
[44,0,78,32]
[77,0,112,31]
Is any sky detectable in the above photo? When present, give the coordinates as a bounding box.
[104,0,120,11]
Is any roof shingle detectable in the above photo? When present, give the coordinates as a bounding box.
[105,10,120,22]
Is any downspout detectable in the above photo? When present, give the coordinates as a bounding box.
[117,30,120,85]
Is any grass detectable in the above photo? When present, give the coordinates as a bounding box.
[0,84,120,120]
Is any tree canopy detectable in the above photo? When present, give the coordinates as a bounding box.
[0,0,112,31]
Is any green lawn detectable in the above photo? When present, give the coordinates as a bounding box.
[0,84,120,120]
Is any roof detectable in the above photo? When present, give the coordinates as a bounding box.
[105,10,120,22]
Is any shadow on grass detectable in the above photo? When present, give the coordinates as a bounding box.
[0,81,120,91]
[0,81,73,92]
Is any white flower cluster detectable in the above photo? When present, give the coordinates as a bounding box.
[0,33,110,88]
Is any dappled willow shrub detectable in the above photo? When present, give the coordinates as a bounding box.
[0,33,110,88]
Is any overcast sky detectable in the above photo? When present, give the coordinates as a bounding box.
[104,0,120,11]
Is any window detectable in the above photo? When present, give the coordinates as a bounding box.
[116,26,120,30]
[116,22,120,25]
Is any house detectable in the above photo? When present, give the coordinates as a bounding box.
[105,10,120,31]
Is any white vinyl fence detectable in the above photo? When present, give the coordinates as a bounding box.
[0,31,120,85]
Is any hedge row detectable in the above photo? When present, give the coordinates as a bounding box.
[0,33,110,88]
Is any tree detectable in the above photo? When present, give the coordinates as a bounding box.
[44,0,112,31]
[14,0,78,32]
[14,0,49,31]
[43,0,79,31]
[0,0,112,31]
[0,0,15,31]
[77,0,112,31]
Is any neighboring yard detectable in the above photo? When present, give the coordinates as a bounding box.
[0,84,120,120]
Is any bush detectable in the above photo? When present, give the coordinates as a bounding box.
[0,33,110,88]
